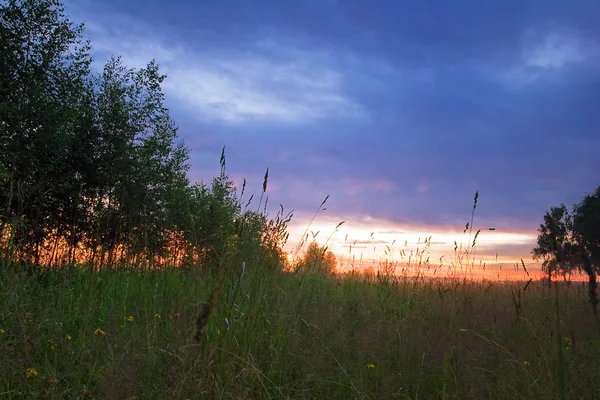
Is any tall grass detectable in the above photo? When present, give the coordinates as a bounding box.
[1,260,599,399]
[1,191,599,398]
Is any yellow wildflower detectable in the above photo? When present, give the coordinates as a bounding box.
[563,337,573,351]
[127,315,134,322]
[366,363,376,369]
[26,367,38,378]
[523,361,530,367]
[174,312,180,317]
[65,334,72,341]
[94,328,105,336]
[154,313,161,319]
[0,328,5,335]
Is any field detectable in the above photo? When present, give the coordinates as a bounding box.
[3,1,600,399]
[1,262,599,399]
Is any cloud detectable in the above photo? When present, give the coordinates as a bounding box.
[477,242,538,260]
[493,27,600,87]
[77,10,366,125]
[344,240,389,245]
[65,0,600,265]
[285,212,537,255]
[377,230,407,235]
[343,178,396,196]
[523,31,591,70]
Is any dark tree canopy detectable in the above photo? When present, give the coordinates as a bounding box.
[532,186,599,313]
[533,186,600,278]
[572,186,600,268]
[532,204,576,278]
[0,0,291,271]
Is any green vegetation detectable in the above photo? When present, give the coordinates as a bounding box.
[296,241,338,275]
[2,267,600,399]
[0,0,289,272]
[2,1,600,399]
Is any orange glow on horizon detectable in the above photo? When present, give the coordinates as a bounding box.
[285,213,552,281]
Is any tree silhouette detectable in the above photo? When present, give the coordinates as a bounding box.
[296,241,337,275]
[532,186,599,313]
[572,186,600,269]
[0,0,291,272]
[532,204,579,279]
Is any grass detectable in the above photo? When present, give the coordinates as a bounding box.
[1,261,599,399]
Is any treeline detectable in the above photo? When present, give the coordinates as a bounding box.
[0,0,292,270]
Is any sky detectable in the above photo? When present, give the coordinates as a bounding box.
[66,0,600,271]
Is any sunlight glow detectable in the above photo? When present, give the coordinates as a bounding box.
[286,214,542,281]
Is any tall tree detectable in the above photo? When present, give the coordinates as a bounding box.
[0,0,92,264]
[0,0,293,273]
[86,57,190,267]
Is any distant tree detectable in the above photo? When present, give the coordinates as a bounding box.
[532,186,599,313]
[296,241,337,275]
[532,204,579,279]
[533,187,600,277]
[182,173,240,268]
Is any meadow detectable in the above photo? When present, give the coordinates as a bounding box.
[2,2,599,398]
[1,259,599,399]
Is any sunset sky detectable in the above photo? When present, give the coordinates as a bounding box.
[68,0,599,270]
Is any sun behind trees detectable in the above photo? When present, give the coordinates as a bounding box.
[0,0,290,271]
[295,241,337,275]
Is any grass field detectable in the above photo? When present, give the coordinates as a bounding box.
[1,260,599,400]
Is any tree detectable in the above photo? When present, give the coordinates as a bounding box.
[296,241,337,275]
[533,186,600,313]
[0,0,293,274]
[234,206,293,271]
[533,186,600,277]
[85,57,190,267]
[532,204,579,279]
[182,174,240,268]
[571,186,600,269]
[0,0,92,264]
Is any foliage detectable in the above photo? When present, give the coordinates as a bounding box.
[296,241,337,275]
[0,0,289,271]
[572,186,600,268]
[0,0,92,264]
[532,204,578,278]
[532,186,600,278]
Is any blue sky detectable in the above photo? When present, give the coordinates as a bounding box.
[67,0,600,262]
